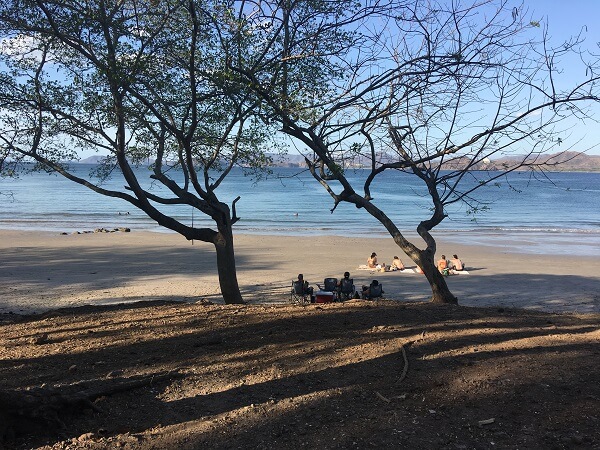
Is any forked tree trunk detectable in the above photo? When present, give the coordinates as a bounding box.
[213,229,244,304]
[361,200,459,305]
[390,238,460,304]
[420,260,458,304]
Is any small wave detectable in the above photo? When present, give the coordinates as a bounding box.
[444,226,600,235]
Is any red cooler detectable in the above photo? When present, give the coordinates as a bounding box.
[315,291,335,303]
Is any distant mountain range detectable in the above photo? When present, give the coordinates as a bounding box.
[78,155,113,164]
[439,151,600,172]
[76,151,600,172]
[275,151,600,172]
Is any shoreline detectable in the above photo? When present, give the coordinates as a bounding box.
[2,225,599,256]
[1,229,598,315]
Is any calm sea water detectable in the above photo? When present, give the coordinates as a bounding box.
[1,165,599,255]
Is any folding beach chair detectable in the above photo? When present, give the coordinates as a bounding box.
[290,280,311,305]
[362,280,383,300]
[338,278,356,301]
[317,277,339,301]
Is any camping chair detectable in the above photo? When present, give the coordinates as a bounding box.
[290,280,311,305]
[338,278,356,301]
[362,280,383,300]
[317,277,338,301]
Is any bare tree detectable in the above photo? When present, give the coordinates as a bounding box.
[226,0,600,303]
[0,0,280,304]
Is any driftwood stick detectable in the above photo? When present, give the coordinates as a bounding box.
[396,331,426,384]
[375,391,391,403]
[397,345,409,384]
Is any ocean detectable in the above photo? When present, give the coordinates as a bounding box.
[1,165,599,256]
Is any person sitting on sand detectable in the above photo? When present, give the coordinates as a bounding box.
[437,255,450,276]
[391,256,404,271]
[450,254,464,271]
[367,252,378,268]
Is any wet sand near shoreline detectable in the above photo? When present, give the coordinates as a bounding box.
[0,230,598,315]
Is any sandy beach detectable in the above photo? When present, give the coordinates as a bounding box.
[2,229,600,449]
[1,229,598,315]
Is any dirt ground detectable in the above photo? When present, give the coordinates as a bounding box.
[1,300,599,450]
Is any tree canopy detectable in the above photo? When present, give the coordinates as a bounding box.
[0,0,282,304]
[2,0,599,304]
[222,0,600,303]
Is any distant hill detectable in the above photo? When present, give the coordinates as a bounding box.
[530,151,600,172]
[269,153,307,167]
[78,155,110,164]
[74,153,307,167]
[441,151,600,172]
[72,151,600,172]
[270,151,600,172]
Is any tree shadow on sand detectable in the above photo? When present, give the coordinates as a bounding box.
[1,301,598,449]
[357,270,600,314]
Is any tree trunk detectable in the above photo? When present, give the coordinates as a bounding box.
[213,229,245,304]
[420,259,458,304]
[356,199,459,305]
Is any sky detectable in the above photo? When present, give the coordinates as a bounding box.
[524,0,600,154]
[3,1,600,157]
[526,0,600,38]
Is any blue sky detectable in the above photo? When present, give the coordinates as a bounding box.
[3,0,600,157]
[526,0,600,39]
[521,1,600,154]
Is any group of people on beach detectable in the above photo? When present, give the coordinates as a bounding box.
[295,252,465,303]
[296,271,381,301]
[436,254,465,275]
[366,252,405,272]
[367,251,464,275]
